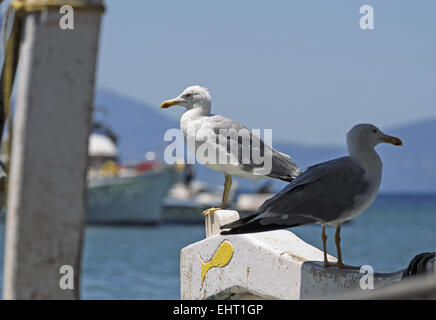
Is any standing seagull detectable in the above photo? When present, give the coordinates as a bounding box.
[221,124,403,268]
[161,85,300,216]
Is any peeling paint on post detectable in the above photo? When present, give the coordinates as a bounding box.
[3,0,104,299]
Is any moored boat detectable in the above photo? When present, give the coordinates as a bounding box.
[88,166,181,225]
[86,123,181,225]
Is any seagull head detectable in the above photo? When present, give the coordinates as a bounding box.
[347,123,403,153]
[160,85,212,114]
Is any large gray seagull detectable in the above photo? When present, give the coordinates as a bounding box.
[161,85,300,216]
[222,123,403,269]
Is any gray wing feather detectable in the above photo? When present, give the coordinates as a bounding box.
[206,114,300,181]
[222,157,369,233]
[256,157,369,223]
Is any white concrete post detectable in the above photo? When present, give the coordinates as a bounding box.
[180,210,404,300]
[3,0,104,299]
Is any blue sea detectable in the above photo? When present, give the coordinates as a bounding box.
[0,193,434,299]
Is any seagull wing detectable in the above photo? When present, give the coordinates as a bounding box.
[195,114,300,181]
[221,156,370,234]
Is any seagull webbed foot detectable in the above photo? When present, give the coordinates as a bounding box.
[202,207,222,216]
[323,260,361,270]
[335,263,361,270]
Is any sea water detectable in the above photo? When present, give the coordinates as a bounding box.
[0,194,434,299]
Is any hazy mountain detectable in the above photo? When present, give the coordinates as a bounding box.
[94,89,436,193]
[95,89,177,162]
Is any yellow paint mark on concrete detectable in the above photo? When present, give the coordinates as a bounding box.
[201,241,234,284]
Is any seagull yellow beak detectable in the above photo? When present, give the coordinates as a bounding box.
[160,99,180,109]
[383,135,403,146]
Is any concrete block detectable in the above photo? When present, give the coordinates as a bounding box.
[181,210,403,300]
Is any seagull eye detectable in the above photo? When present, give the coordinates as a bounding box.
[372,129,378,134]
[184,93,192,98]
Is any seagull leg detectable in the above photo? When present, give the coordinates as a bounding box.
[334,224,343,265]
[221,175,232,208]
[321,224,331,267]
[334,224,360,270]
[203,175,232,216]
[321,224,342,268]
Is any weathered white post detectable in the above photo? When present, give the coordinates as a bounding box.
[3,0,104,299]
[181,210,405,299]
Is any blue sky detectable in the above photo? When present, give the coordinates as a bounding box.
[96,0,436,145]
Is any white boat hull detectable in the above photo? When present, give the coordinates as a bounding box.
[87,168,180,224]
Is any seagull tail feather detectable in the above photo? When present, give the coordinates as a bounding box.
[268,150,301,182]
[221,220,302,235]
[267,172,296,182]
[220,213,260,231]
